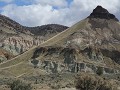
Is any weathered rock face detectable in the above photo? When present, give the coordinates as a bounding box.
[88,6,119,21]
[44,61,118,74]
[31,60,118,74]
[2,36,44,55]
[31,47,119,74]
[0,27,44,58]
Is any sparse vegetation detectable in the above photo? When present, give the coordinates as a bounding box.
[96,67,103,76]
[9,79,32,90]
[31,59,39,68]
[75,73,117,90]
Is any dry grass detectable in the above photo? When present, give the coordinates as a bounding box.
[39,19,87,47]
[117,22,120,25]
[2,61,32,77]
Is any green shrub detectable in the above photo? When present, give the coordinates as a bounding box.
[9,80,32,90]
[96,67,103,76]
[31,59,39,68]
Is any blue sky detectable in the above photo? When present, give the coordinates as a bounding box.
[0,0,73,7]
[0,0,120,27]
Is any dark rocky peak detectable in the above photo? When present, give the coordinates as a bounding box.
[92,6,109,13]
[88,6,119,21]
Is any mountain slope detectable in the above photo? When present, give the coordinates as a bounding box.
[0,14,68,63]
[0,14,68,35]
[0,6,120,77]
[0,19,85,69]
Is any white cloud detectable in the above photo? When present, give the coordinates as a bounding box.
[1,0,120,27]
[72,0,120,13]
[0,0,13,3]
[1,4,72,26]
[34,0,68,8]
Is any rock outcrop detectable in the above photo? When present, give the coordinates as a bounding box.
[31,46,119,74]
[88,6,119,21]
[31,60,118,74]
[2,36,43,55]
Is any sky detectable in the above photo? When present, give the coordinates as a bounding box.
[0,0,120,27]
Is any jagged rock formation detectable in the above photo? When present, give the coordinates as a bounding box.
[88,5,119,21]
[0,14,68,62]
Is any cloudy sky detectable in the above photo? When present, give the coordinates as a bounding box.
[0,0,120,27]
